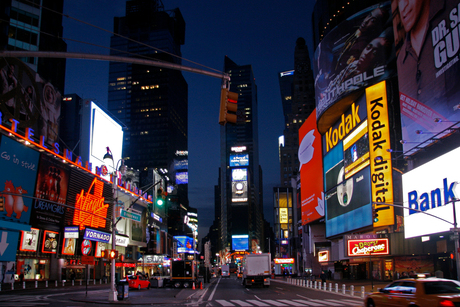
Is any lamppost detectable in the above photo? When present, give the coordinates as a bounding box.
[103,147,125,302]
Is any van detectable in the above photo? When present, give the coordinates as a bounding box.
[221,264,230,277]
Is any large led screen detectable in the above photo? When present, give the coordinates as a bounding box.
[174,236,194,253]
[299,109,324,225]
[343,120,369,179]
[88,101,123,181]
[313,2,395,119]
[402,146,460,238]
[232,235,249,251]
[230,154,249,167]
[391,0,460,151]
[324,142,372,237]
[176,172,188,184]
[231,168,248,203]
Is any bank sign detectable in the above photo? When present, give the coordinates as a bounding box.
[403,146,460,238]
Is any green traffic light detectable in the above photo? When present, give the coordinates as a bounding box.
[156,198,164,206]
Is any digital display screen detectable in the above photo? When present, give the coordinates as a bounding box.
[176,172,188,184]
[230,154,249,167]
[174,236,194,253]
[343,120,370,179]
[232,235,249,251]
[232,169,247,181]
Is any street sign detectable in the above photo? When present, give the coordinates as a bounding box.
[121,209,141,222]
[451,228,460,233]
[450,235,459,241]
[81,255,95,265]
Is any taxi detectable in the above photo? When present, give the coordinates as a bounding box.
[127,275,151,290]
[365,277,460,307]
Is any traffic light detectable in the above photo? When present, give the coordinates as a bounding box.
[101,249,108,259]
[219,88,238,125]
[373,206,379,223]
[119,254,125,262]
[108,249,118,260]
[155,188,167,206]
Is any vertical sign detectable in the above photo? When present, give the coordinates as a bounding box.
[366,81,394,227]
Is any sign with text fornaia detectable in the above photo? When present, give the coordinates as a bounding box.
[347,238,389,257]
[403,146,460,239]
[299,109,324,225]
[391,0,460,151]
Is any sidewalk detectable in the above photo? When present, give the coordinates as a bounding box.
[272,276,389,296]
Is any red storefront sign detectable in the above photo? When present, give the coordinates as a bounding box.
[347,238,389,257]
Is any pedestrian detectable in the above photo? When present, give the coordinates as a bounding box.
[19,272,24,283]
[320,271,326,283]
[328,270,332,280]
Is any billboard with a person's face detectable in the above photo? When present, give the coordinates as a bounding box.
[313,2,396,124]
[391,0,460,150]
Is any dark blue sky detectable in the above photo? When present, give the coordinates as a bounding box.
[62,0,315,240]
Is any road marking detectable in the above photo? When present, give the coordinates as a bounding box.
[339,299,362,305]
[208,277,222,301]
[261,300,289,306]
[247,299,271,306]
[231,300,253,306]
[216,299,235,306]
[278,299,309,306]
[309,299,345,306]
[292,299,323,306]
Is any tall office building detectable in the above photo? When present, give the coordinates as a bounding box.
[107,0,188,206]
[219,56,263,257]
[279,38,315,186]
[0,0,67,93]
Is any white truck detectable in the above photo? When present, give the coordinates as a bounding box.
[242,253,271,287]
[221,264,230,277]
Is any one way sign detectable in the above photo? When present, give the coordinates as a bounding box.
[0,231,20,262]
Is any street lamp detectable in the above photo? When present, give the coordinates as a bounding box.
[103,147,125,302]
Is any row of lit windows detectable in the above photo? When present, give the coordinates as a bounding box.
[141,85,159,90]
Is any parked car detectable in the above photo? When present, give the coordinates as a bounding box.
[126,275,150,290]
[365,277,460,307]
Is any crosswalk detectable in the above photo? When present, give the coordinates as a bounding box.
[0,295,49,306]
[214,298,362,306]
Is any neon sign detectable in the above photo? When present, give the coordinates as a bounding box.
[347,238,389,256]
[73,178,108,229]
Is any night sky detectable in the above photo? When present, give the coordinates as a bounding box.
[62,0,316,241]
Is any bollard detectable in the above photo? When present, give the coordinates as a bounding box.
[302,280,305,287]
[315,281,317,289]
[323,282,327,290]
[361,286,365,299]
[23,281,25,289]
[72,280,74,286]
[35,280,38,288]
[93,279,96,285]
[55,280,57,287]
[351,285,355,296]
[329,282,332,292]
[11,282,14,290]
[100,279,102,285]
[335,283,338,293]
[342,284,346,295]
[80,280,82,286]
[62,280,65,287]
[46,280,48,288]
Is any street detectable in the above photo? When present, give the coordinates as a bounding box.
[0,276,365,306]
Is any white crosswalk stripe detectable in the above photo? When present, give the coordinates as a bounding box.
[215,299,362,307]
[231,300,254,306]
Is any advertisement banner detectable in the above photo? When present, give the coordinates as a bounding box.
[298,109,324,225]
[313,2,395,119]
[347,238,390,256]
[30,154,70,231]
[0,57,61,147]
[365,81,394,227]
[20,228,40,252]
[42,230,59,254]
[231,168,248,203]
[402,146,460,238]
[392,0,460,150]
[0,136,39,225]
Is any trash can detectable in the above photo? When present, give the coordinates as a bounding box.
[150,278,158,288]
[157,278,164,288]
[117,281,129,300]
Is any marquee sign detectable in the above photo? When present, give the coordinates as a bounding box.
[274,258,294,264]
[347,238,389,257]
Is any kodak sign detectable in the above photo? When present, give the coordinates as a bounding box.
[366,81,394,227]
[325,103,361,153]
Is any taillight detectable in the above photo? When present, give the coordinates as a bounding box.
[439,299,455,307]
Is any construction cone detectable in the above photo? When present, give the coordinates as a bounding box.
[200,282,203,290]
[192,282,195,290]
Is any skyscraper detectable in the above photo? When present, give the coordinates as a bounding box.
[107,0,188,206]
[219,56,263,256]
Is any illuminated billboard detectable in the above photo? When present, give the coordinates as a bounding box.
[231,168,248,203]
[85,100,123,181]
[313,2,395,122]
[279,208,288,224]
[402,146,460,238]
[347,238,389,257]
[232,235,249,251]
[174,159,188,170]
[174,236,195,253]
[229,153,249,167]
[298,109,324,225]
[391,0,460,151]
[176,172,188,184]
